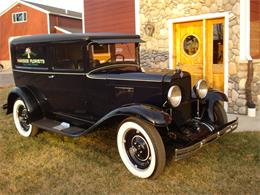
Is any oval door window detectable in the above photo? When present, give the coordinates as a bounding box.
[183,35,199,56]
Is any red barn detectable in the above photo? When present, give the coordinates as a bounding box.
[82,0,137,34]
[0,0,82,69]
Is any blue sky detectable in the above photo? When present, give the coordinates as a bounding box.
[0,0,83,13]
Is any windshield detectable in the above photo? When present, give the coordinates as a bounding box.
[88,43,139,69]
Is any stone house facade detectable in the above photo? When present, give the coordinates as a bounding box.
[138,0,260,114]
[82,0,260,115]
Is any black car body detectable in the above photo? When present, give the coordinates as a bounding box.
[4,33,238,179]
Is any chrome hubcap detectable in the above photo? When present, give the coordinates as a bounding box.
[125,129,151,169]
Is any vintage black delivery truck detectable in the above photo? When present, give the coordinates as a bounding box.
[3,33,238,178]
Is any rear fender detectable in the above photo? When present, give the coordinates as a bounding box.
[205,89,228,122]
[6,87,44,122]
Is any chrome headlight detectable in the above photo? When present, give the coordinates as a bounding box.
[194,79,208,99]
[167,85,182,107]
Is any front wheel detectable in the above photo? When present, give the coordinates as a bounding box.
[13,99,39,137]
[117,117,166,179]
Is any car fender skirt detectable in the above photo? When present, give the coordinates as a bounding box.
[205,89,228,122]
[6,87,42,122]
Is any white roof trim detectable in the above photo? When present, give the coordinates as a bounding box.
[49,12,82,20]
[240,0,251,61]
[54,26,72,34]
[169,12,230,23]
[82,0,85,33]
[0,1,81,20]
[47,13,50,34]
[0,1,49,17]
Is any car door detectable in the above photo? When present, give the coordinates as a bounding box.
[82,74,110,120]
[45,41,87,117]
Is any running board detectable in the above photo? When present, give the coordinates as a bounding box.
[33,118,86,137]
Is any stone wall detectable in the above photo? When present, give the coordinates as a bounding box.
[228,60,260,113]
[252,61,260,109]
[139,0,260,114]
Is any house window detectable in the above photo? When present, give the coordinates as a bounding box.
[213,23,223,64]
[183,35,199,56]
[12,12,27,23]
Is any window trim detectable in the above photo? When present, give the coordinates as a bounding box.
[12,12,27,23]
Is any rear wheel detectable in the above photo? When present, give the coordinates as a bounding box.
[117,117,166,179]
[13,99,39,137]
[213,101,228,126]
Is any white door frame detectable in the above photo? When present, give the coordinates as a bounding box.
[168,12,230,110]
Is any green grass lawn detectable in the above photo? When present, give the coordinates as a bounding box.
[0,87,259,194]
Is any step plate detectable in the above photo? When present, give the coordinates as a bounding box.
[33,118,86,137]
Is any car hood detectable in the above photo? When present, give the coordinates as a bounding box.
[143,68,190,83]
[88,64,192,107]
[104,66,190,83]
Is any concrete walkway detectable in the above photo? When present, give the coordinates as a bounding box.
[228,111,260,132]
[0,71,14,88]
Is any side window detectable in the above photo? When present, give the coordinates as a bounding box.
[52,43,84,71]
[14,45,48,70]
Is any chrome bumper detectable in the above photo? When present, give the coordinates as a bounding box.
[174,118,238,161]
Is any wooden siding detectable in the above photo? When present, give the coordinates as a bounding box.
[84,0,135,34]
[251,0,260,59]
[0,3,48,60]
[49,14,82,33]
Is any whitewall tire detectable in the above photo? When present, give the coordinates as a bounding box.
[13,99,38,137]
[117,117,166,179]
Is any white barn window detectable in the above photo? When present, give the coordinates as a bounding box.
[12,12,27,23]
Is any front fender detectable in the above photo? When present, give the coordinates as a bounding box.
[205,89,228,121]
[91,104,172,130]
[6,87,43,122]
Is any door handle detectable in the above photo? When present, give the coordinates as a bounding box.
[48,75,55,79]
[114,87,134,92]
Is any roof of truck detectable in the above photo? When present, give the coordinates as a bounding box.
[10,33,143,45]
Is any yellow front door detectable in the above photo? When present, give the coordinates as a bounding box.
[173,18,225,91]
[174,21,203,86]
